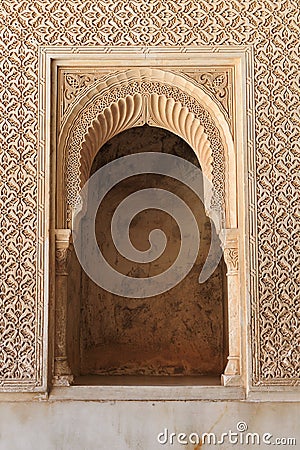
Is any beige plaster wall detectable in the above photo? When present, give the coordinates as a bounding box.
[0,401,299,450]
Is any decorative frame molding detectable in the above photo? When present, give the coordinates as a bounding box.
[35,45,253,399]
[57,65,238,387]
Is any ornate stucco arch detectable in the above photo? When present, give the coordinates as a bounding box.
[55,68,241,387]
[58,68,236,230]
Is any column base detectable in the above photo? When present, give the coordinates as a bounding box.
[221,356,241,386]
[52,374,74,386]
[52,357,74,386]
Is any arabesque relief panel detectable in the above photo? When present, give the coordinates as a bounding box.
[0,0,299,390]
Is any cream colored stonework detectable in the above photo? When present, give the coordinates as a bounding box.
[0,0,299,396]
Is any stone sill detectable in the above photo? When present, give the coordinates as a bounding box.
[49,376,245,401]
[2,383,300,402]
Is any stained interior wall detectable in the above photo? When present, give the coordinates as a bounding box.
[71,125,228,377]
[67,245,82,377]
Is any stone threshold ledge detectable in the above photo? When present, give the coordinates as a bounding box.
[49,377,246,401]
[2,386,300,402]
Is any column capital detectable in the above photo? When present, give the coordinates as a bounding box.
[221,228,238,275]
[55,229,72,275]
[55,228,71,248]
[221,227,238,249]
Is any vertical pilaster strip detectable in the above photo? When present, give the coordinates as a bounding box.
[52,229,74,386]
[221,228,241,386]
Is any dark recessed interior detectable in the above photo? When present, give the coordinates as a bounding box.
[67,125,228,383]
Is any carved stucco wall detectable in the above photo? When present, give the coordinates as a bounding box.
[0,0,299,389]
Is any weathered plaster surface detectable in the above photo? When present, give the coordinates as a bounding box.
[79,126,227,377]
[0,401,299,450]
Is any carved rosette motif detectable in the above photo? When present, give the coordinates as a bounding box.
[0,0,299,388]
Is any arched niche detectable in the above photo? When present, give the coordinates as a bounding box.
[53,68,241,387]
[80,125,228,378]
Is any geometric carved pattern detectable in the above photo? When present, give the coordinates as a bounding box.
[61,71,114,126]
[0,0,299,389]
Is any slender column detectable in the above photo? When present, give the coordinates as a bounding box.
[52,229,74,386]
[221,228,241,386]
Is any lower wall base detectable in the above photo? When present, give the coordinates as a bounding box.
[0,401,299,449]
